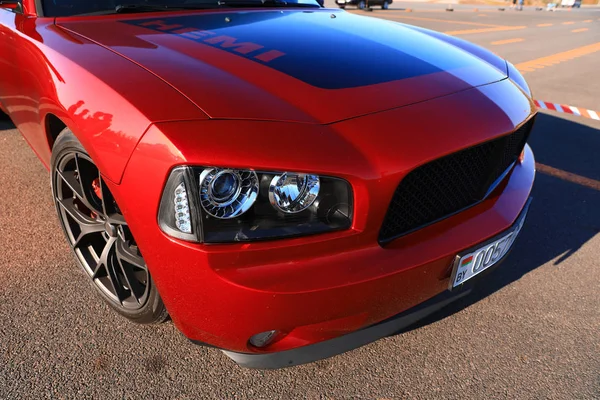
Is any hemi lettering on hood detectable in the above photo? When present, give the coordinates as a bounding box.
[131,19,286,64]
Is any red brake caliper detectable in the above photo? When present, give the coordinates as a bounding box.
[91,178,102,219]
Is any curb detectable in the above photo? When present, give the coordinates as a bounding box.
[534,100,600,121]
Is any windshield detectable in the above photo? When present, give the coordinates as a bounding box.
[43,0,321,17]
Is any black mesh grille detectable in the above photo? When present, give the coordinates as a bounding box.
[379,118,535,243]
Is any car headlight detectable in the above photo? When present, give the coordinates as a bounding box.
[269,173,320,214]
[199,168,259,219]
[158,166,353,243]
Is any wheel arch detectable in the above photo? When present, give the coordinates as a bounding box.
[45,112,67,151]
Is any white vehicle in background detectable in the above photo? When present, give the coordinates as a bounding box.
[560,0,582,7]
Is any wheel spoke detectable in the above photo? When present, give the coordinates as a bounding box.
[93,238,127,303]
[116,255,140,304]
[115,239,147,271]
[57,197,103,242]
[74,224,106,248]
[98,171,108,218]
[56,169,84,199]
[56,168,98,214]
[106,251,127,304]
[92,237,115,279]
[106,213,126,226]
[74,154,104,216]
[91,260,104,280]
[98,177,127,225]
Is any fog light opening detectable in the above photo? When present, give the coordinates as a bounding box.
[248,330,282,349]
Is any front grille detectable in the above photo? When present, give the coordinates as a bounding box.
[379,117,535,244]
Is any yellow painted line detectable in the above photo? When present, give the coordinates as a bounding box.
[375,15,502,27]
[491,38,524,45]
[562,21,575,25]
[384,9,481,13]
[537,164,600,192]
[537,23,553,27]
[583,19,592,23]
[515,42,600,74]
[572,28,588,33]
[445,26,526,35]
[478,14,487,16]
[351,13,527,36]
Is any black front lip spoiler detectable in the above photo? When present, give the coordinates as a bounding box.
[222,287,472,369]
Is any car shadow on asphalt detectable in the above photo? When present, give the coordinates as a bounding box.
[398,112,600,335]
[0,113,14,131]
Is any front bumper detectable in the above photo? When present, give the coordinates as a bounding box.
[110,141,535,354]
[224,196,532,368]
[108,79,536,356]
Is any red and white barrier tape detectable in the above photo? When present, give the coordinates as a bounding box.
[534,100,600,121]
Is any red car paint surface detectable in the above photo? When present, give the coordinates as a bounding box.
[0,1,535,354]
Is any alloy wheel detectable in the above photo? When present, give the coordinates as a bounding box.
[53,151,150,310]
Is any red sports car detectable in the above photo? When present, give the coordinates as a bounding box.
[0,0,536,368]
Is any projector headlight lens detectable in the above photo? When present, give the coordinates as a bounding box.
[199,168,258,219]
[269,173,320,214]
[158,166,353,243]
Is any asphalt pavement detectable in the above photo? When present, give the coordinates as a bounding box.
[1,5,599,400]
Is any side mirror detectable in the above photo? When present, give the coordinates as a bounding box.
[0,0,22,11]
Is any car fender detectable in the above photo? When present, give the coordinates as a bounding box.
[11,20,206,183]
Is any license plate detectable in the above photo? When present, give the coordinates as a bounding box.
[450,200,531,289]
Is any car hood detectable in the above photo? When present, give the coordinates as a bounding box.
[57,9,508,124]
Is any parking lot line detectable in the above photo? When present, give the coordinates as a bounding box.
[372,15,503,27]
[583,19,593,23]
[516,42,600,74]
[536,163,600,192]
[562,21,575,25]
[445,26,526,35]
[491,38,524,45]
[537,23,553,27]
[571,28,588,33]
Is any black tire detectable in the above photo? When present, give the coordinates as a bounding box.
[382,1,389,9]
[51,128,168,324]
[358,0,365,8]
[339,5,346,8]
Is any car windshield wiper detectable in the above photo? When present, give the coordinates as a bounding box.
[217,0,320,7]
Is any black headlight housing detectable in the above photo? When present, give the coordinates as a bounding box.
[158,166,353,243]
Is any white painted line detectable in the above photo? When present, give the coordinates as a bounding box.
[588,110,599,120]
[569,106,581,116]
